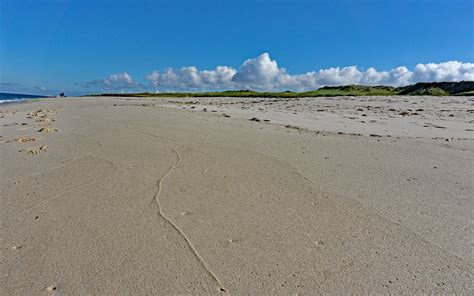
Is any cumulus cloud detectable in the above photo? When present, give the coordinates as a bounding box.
[145,53,474,92]
[105,72,134,84]
[82,72,141,91]
[232,53,286,89]
[412,61,474,82]
[81,54,473,93]
[146,66,236,91]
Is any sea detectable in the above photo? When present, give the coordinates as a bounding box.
[0,92,49,104]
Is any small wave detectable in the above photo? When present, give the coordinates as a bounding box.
[0,98,32,104]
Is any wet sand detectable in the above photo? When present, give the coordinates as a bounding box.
[1,96,473,294]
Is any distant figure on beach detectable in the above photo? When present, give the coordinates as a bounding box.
[59,92,65,97]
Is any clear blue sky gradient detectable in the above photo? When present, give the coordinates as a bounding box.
[0,0,473,94]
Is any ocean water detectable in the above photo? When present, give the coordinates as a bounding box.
[0,92,48,104]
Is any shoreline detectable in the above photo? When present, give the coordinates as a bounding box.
[0,96,53,105]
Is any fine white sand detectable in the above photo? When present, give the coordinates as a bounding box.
[1,96,473,294]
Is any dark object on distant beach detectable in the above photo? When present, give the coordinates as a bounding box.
[249,117,261,122]
[59,92,65,97]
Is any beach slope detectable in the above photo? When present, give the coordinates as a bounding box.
[1,96,472,294]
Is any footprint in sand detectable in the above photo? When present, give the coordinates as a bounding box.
[38,127,58,133]
[36,117,55,123]
[21,145,47,154]
[15,136,36,143]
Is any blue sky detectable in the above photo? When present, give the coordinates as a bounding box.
[0,0,473,95]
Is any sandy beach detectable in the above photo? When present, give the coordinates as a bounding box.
[1,96,473,294]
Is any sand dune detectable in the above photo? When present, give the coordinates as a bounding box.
[1,96,473,294]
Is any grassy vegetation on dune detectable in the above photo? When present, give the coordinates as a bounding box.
[90,81,474,98]
[301,85,396,97]
[396,81,473,96]
[403,87,449,96]
[96,90,302,98]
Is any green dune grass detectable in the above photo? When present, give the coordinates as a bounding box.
[91,81,473,98]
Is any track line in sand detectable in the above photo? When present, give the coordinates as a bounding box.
[135,127,221,178]
[14,116,121,212]
[203,157,219,176]
[186,139,472,268]
[243,145,473,267]
[10,116,101,184]
[112,114,470,267]
[145,136,227,293]
[22,155,119,212]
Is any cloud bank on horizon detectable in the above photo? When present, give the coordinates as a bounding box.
[85,53,474,92]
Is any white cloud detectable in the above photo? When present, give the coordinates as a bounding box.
[85,54,473,93]
[412,61,474,82]
[105,72,134,85]
[231,53,286,90]
[82,72,140,91]
[146,53,473,92]
[146,66,236,90]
